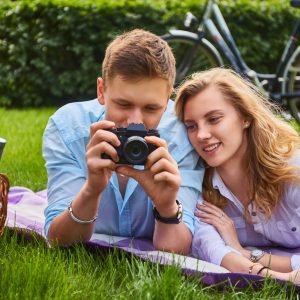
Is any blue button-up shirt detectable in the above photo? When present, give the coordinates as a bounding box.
[43,99,203,238]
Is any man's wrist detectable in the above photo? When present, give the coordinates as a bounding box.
[154,201,179,218]
[82,182,102,200]
[153,200,183,224]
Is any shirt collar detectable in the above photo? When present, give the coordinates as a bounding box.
[212,169,238,204]
[211,169,248,213]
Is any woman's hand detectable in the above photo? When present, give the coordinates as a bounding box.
[289,269,300,285]
[195,200,243,252]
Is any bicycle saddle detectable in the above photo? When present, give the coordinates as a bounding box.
[291,0,300,8]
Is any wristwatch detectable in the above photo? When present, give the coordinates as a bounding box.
[153,200,183,224]
[249,249,265,262]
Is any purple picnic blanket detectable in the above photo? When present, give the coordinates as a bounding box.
[7,186,300,289]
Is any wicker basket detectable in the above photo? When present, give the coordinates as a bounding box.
[0,174,9,236]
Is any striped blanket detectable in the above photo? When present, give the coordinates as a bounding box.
[7,186,300,288]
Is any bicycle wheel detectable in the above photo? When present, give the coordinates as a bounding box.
[283,48,300,124]
[162,32,223,85]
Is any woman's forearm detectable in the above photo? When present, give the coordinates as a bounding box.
[239,249,292,273]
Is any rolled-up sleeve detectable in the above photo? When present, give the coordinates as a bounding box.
[175,149,203,235]
[43,118,87,236]
[191,198,240,265]
[177,167,203,235]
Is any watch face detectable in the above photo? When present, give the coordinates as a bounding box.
[252,249,263,257]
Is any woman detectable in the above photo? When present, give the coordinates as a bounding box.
[175,67,300,283]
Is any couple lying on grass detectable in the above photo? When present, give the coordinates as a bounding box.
[43,29,300,284]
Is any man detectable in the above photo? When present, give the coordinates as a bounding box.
[43,29,203,254]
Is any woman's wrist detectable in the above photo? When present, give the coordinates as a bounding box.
[239,248,251,258]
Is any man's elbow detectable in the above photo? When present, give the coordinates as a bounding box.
[153,236,192,255]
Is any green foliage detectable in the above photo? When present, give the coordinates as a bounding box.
[0,0,298,107]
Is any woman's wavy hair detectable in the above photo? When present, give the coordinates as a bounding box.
[175,68,300,219]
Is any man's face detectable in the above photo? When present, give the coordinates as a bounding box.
[97,76,169,129]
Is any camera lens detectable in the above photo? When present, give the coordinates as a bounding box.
[123,136,149,165]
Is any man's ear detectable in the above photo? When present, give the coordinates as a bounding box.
[97,77,105,105]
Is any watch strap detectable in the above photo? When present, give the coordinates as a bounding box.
[153,200,183,224]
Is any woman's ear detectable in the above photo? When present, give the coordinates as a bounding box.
[97,77,105,105]
[243,119,251,128]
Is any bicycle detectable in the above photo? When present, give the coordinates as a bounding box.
[162,0,300,124]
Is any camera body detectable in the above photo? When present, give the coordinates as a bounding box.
[103,123,160,165]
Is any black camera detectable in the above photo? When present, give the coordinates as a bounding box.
[103,123,160,165]
[0,138,6,161]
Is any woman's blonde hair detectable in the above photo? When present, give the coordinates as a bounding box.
[175,68,300,218]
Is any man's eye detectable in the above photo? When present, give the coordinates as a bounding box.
[145,107,158,112]
[118,103,130,108]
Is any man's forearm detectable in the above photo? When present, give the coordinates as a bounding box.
[47,187,101,246]
[153,222,192,255]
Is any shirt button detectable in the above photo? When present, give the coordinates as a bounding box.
[291,227,297,232]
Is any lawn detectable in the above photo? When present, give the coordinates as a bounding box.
[0,107,298,299]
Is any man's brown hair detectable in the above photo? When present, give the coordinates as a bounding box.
[102,29,176,94]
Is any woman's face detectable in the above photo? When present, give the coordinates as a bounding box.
[183,85,249,171]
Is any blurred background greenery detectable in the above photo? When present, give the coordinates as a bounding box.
[0,0,298,107]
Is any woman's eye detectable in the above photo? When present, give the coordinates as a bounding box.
[185,124,197,131]
[209,116,221,124]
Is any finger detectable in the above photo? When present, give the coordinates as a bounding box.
[88,128,121,148]
[145,136,168,149]
[148,158,179,177]
[87,141,119,163]
[90,120,116,136]
[86,154,117,172]
[197,215,225,228]
[196,202,225,218]
[153,171,181,187]
[145,147,176,170]
[116,166,143,182]
[196,211,229,224]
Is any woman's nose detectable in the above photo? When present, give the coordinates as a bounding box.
[196,126,211,140]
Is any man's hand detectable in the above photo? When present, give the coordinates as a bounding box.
[115,136,181,216]
[85,120,120,196]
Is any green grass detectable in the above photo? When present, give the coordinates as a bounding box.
[0,229,297,300]
[0,108,299,299]
[1,107,55,191]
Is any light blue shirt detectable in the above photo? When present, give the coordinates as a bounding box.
[192,152,300,270]
[43,99,203,239]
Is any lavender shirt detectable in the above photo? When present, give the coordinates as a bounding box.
[192,152,300,270]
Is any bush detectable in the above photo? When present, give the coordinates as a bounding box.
[0,0,297,107]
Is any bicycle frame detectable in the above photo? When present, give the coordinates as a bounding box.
[199,0,300,102]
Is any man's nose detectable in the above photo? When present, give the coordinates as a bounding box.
[127,108,143,124]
